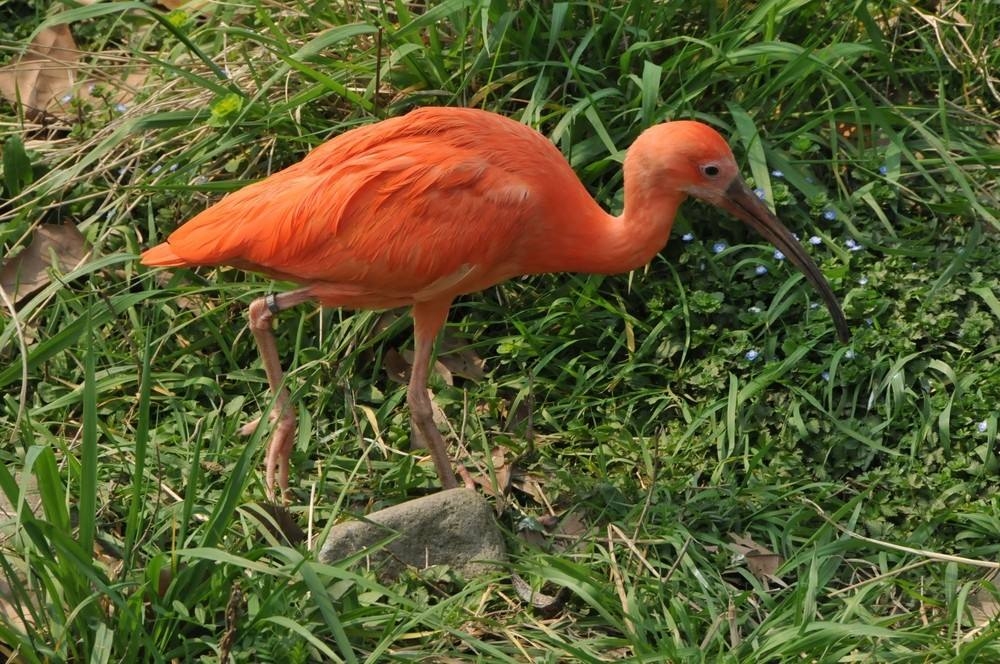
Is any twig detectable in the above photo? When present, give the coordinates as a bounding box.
[804,498,1000,570]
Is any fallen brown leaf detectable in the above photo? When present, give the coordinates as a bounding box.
[969,571,1000,630]
[0,475,41,643]
[396,348,454,386]
[0,25,79,120]
[474,445,511,496]
[728,533,786,585]
[438,332,486,382]
[502,397,533,435]
[382,347,410,384]
[556,511,587,539]
[511,469,550,507]
[0,223,88,304]
[0,24,148,122]
[155,0,215,11]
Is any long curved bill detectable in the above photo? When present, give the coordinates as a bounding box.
[719,179,850,342]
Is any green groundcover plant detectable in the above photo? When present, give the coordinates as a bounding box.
[1,1,999,661]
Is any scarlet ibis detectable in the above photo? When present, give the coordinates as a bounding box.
[142,106,849,498]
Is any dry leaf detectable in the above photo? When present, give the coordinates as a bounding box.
[427,388,449,427]
[156,0,215,11]
[438,332,486,382]
[502,397,533,435]
[374,320,483,383]
[373,309,403,334]
[153,270,205,313]
[728,533,785,584]
[474,445,511,496]
[511,470,550,506]
[492,445,511,490]
[0,475,41,640]
[382,347,410,384]
[556,511,587,539]
[399,348,453,386]
[0,25,79,119]
[0,24,148,121]
[239,502,307,546]
[437,348,485,382]
[970,592,1000,629]
[969,571,1000,629]
[0,223,88,303]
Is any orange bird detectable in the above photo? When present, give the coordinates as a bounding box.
[142,106,849,498]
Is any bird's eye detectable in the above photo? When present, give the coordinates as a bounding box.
[701,164,721,177]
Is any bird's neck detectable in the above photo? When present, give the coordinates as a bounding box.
[546,175,683,275]
[610,173,686,272]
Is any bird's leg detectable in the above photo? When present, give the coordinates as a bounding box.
[239,287,315,500]
[409,300,475,490]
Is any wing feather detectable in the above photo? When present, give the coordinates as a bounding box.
[143,108,569,301]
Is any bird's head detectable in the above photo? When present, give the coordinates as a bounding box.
[634,120,850,342]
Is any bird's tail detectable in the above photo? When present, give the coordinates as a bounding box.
[140,242,188,267]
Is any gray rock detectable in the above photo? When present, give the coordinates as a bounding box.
[318,488,506,580]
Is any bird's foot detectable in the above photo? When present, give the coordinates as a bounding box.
[238,415,263,437]
[237,406,285,438]
[237,408,296,502]
[262,410,296,502]
[457,464,476,490]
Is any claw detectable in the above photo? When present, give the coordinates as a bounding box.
[238,416,263,437]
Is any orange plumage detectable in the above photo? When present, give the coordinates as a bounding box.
[142,106,848,499]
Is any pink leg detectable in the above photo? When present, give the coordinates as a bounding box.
[409,299,475,490]
[239,288,314,500]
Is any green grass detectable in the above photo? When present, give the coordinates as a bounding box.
[2,0,1000,661]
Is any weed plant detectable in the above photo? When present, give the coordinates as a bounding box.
[1,1,999,661]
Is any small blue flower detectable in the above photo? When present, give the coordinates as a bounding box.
[845,238,864,252]
[114,102,128,113]
[809,235,823,246]
[978,421,989,433]
[150,164,162,175]
[865,318,873,327]
[755,265,768,276]
[845,349,856,360]
[748,306,762,314]
[810,302,820,309]
[771,169,784,178]
[823,209,837,221]
[169,163,179,172]
[713,241,727,254]
[60,93,73,103]
[682,232,694,242]
[745,349,760,361]
[858,276,869,286]
[878,165,888,175]
[821,371,830,381]
[773,249,785,261]
[753,188,766,200]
